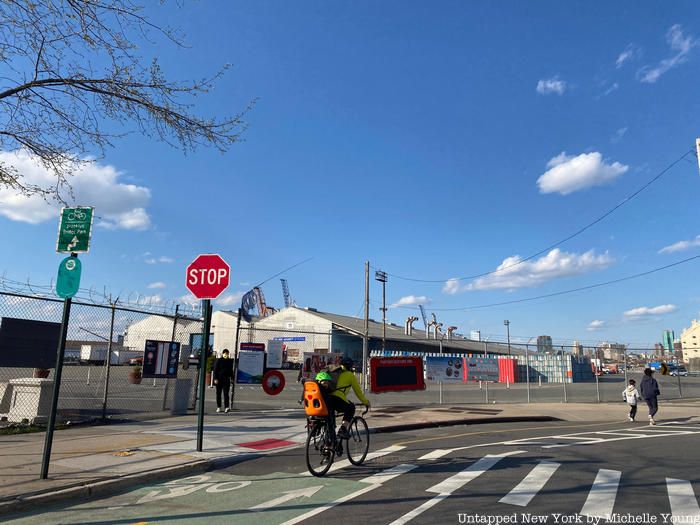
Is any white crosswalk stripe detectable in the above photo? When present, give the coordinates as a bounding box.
[388,451,525,525]
[281,464,417,525]
[499,460,560,507]
[667,478,700,521]
[580,469,621,519]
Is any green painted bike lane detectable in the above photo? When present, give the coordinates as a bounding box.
[7,472,363,525]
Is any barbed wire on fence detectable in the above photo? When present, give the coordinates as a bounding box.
[0,275,201,317]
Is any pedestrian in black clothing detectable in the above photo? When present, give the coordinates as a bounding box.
[639,367,661,425]
[213,349,234,413]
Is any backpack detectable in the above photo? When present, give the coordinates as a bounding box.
[321,364,344,393]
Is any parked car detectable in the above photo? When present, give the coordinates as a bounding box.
[128,357,143,366]
[670,367,688,377]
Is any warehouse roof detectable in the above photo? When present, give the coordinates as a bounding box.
[294,307,511,355]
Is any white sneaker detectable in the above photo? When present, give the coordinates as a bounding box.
[224,407,230,413]
[629,417,634,422]
[216,407,221,413]
[650,418,656,426]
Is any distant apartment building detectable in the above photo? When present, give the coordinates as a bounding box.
[654,343,665,357]
[572,340,583,356]
[680,320,700,363]
[599,342,626,361]
[537,335,553,353]
[663,330,675,355]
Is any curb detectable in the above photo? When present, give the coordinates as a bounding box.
[0,458,211,517]
[371,415,561,434]
[0,415,560,516]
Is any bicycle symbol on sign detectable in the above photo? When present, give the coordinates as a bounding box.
[67,209,87,221]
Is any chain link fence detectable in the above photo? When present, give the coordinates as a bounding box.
[0,291,203,425]
[3,292,697,421]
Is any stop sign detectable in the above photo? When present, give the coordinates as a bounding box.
[186,254,230,299]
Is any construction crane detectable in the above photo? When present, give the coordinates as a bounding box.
[280,278,293,308]
[418,305,428,329]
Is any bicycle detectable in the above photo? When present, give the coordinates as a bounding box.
[305,404,370,477]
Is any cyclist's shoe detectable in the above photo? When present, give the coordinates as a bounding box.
[337,426,350,439]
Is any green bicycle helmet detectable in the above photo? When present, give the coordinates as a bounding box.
[315,371,332,382]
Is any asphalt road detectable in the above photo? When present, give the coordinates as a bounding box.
[7,418,700,524]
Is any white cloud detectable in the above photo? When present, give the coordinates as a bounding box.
[624,304,677,318]
[616,44,640,68]
[0,149,151,230]
[442,248,615,293]
[587,320,606,331]
[145,256,174,264]
[602,83,619,97]
[537,151,629,195]
[135,294,163,305]
[536,77,567,95]
[390,295,431,308]
[147,282,167,289]
[658,235,700,254]
[638,25,698,83]
[178,293,199,306]
[611,127,628,143]
[216,291,244,307]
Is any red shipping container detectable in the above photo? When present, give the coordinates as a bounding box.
[498,357,519,383]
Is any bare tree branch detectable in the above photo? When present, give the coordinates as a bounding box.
[0,0,251,199]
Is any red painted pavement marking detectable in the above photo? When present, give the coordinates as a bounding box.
[237,438,297,450]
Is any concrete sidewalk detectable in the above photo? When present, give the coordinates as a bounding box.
[1,399,698,515]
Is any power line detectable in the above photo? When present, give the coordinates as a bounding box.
[253,257,313,288]
[379,148,694,283]
[391,253,700,311]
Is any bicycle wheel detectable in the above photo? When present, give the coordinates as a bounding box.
[306,419,335,477]
[346,416,370,465]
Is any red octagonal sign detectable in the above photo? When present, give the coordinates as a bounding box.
[186,254,230,300]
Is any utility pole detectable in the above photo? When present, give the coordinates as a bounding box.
[504,320,511,356]
[363,261,370,390]
[375,270,388,351]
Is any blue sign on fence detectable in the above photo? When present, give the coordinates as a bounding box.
[272,336,306,342]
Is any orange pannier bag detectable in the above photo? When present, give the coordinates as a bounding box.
[303,380,329,417]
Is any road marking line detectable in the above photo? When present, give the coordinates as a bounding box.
[388,494,448,525]
[280,464,416,525]
[580,469,621,519]
[299,444,405,476]
[551,436,602,441]
[667,478,700,520]
[360,463,417,484]
[594,431,645,437]
[499,460,560,507]
[388,451,525,525]
[419,449,455,461]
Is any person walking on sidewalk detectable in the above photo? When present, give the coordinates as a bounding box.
[213,349,234,413]
[640,367,661,425]
[622,379,641,422]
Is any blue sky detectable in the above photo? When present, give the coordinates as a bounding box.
[2,1,700,349]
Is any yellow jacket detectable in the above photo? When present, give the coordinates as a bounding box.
[330,368,369,405]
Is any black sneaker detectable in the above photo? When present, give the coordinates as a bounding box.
[337,426,350,439]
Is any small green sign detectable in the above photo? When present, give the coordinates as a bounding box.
[56,256,82,299]
[56,206,94,253]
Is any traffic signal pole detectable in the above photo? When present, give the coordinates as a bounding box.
[196,299,213,452]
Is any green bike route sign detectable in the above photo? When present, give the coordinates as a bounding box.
[56,206,94,253]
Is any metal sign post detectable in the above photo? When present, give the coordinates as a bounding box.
[40,296,72,479]
[186,253,230,453]
[196,300,212,452]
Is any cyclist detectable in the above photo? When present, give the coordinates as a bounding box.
[326,357,370,439]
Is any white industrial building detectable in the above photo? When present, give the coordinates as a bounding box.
[212,306,508,363]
